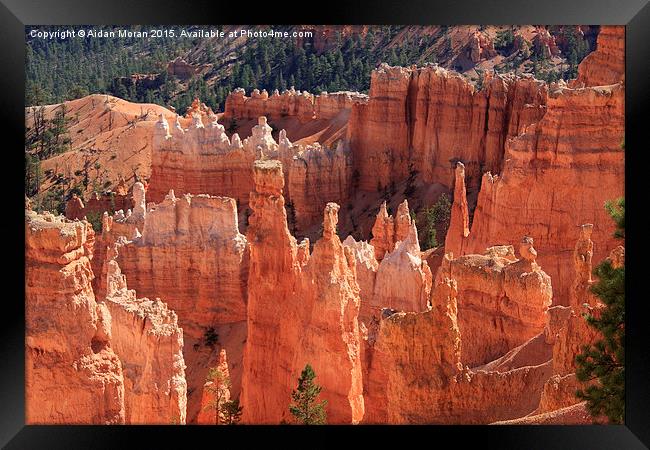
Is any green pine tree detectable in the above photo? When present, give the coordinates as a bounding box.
[289,364,327,425]
[575,196,625,423]
[221,398,243,425]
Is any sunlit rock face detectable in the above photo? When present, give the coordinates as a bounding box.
[241,160,363,424]
[25,211,126,424]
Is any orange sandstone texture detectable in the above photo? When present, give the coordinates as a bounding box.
[573,26,625,88]
[440,238,552,367]
[241,160,363,424]
[361,267,552,424]
[447,26,625,305]
[459,86,624,305]
[103,241,187,424]
[113,191,249,339]
[345,199,432,324]
[25,211,125,424]
[347,64,547,192]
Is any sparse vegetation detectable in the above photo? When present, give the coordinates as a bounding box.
[203,327,219,348]
[421,193,452,250]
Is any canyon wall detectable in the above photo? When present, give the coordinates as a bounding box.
[446,25,625,305]
[347,64,547,192]
[441,239,552,367]
[25,211,125,424]
[149,113,352,237]
[241,160,363,424]
[104,241,187,424]
[344,199,432,324]
[148,113,256,205]
[223,87,367,122]
[113,190,249,339]
[362,263,552,424]
[26,209,189,424]
[573,26,625,88]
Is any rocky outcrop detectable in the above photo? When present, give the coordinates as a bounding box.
[344,199,432,324]
[25,211,126,424]
[439,237,552,367]
[113,191,249,339]
[362,265,552,424]
[286,141,352,236]
[241,160,363,424]
[103,241,187,424]
[533,228,616,418]
[149,113,353,236]
[91,182,147,299]
[370,200,413,261]
[445,162,470,257]
[462,77,624,305]
[348,64,547,192]
[148,112,257,205]
[223,87,367,122]
[573,26,625,87]
[372,222,432,314]
[167,57,211,80]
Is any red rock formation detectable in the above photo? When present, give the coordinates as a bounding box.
[65,194,85,220]
[370,200,413,261]
[348,64,547,192]
[373,222,432,314]
[342,236,378,322]
[197,349,230,425]
[103,241,187,424]
[573,26,625,87]
[438,238,552,367]
[148,112,256,205]
[532,27,561,58]
[241,160,363,424]
[114,191,249,339]
[345,200,432,324]
[25,211,126,424]
[463,79,624,305]
[223,87,367,123]
[286,141,352,235]
[167,57,211,80]
[445,162,470,257]
[224,88,315,122]
[533,228,617,417]
[362,266,552,424]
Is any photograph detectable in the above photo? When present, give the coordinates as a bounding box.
[22,23,626,427]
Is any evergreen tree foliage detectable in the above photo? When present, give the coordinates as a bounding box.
[289,364,327,425]
[203,365,232,425]
[221,398,243,425]
[422,193,452,250]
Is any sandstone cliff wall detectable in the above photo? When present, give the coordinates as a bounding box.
[104,241,187,424]
[241,160,363,424]
[223,87,367,122]
[446,26,625,305]
[114,191,249,339]
[347,64,547,192]
[25,211,126,424]
[440,240,552,368]
[362,268,552,424]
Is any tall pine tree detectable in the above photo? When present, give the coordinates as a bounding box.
[289,364,327,425]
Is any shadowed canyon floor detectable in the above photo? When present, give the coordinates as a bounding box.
[25,26,624,424]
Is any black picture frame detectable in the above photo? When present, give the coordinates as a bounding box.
[2,0,648,448]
